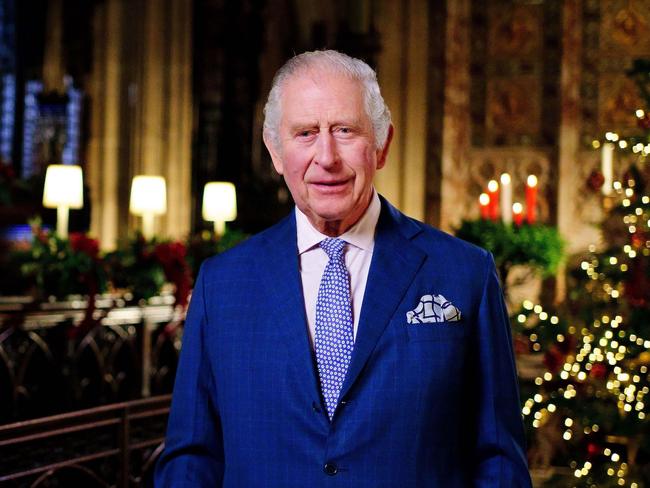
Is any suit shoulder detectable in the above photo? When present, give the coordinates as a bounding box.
[199,215,291,277]
[409,218,491,266]
[379,195,490,268]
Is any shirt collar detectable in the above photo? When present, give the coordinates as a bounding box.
[296,190,381,254]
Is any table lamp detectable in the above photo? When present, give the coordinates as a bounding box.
[42,164,84,239]
[130,175,167,240]
[202,182,237,236]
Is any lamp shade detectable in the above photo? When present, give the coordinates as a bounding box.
[129,175,167,215]
[43,164,84,209]
[202,182,237,222]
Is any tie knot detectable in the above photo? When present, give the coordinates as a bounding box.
[319,238,346,260]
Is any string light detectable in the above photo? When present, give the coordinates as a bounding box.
[516,176,649,484]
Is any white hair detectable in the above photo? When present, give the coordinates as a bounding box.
[263,50,392,150]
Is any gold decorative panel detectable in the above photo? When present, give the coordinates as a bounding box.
[581,0,650,143]
[488,4,541,58]
[486,76,541,145]
[470,0,562,147]
[600,0,650,54]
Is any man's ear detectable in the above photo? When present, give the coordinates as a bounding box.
[376,124,394,170]
[263,131,284,175]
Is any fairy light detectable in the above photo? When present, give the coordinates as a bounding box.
[517,184,650,482]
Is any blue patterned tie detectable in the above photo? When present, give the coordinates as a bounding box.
[315,238,354,420]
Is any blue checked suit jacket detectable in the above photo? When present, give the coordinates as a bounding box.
[155,196,532,487]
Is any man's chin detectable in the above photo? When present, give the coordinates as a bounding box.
[309,202,353,223]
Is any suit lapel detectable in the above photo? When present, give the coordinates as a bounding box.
[260,213,323,408]
[259,201,426,416]
[339,198,426,402]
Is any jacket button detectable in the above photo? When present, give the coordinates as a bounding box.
[324,462,338,476]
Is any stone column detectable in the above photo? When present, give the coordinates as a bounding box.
[42,0,64,92]
[556,0,583,300]
[87,1,124,250]
[435,0,471,232]
[87,0,193,246]
[132,0,192,239]
[375,0,428,222]
[164,0,193,240]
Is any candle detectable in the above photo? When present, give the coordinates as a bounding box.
[601,142,614,195]
[525,175,538,224]
[487,180,499,220]
[500,173,512,224]
[513,202,524,226]
[479,193,490,219]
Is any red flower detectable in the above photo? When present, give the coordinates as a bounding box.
[154,241,192,308]
[70,232,100,259]
[154,241,187,264]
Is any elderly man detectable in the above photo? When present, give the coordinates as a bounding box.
[155,50,531,487]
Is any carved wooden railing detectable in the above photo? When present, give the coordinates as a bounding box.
[0,295,183,424]
[0,395,171,487]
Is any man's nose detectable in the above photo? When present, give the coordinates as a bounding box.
[314,132,339,168]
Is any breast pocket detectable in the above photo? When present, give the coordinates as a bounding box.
[406,322,468,342]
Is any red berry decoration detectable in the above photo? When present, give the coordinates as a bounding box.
[637,113,650,130]
[587,442,602,458]
[590,363,608,379]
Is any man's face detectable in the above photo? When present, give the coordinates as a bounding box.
[264,70,392,235]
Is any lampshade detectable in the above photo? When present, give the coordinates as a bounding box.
[202,182,237,222]
[129,176,167,216]
[43,164,84,209]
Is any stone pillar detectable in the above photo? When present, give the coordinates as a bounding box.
[556,0,583,300]
[164,0,193,240]
[87,1,124,250]
[132,0,193,240]
[42,0,64,92]
[435,0,471,232]
[87,0,192,247]
[375,0,428,222]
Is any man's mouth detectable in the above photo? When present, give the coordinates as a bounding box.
[310,179,351,193]
[314,180,347,186]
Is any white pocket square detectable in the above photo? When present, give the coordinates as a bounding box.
[406,294,462,324]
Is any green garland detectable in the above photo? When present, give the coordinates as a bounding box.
[456,219,565,282]
[12,220,107,300]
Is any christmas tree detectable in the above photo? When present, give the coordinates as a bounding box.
[519,60,650,487]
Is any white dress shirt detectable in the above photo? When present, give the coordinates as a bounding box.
[296,190,381,347]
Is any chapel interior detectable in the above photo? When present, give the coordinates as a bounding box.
[0,0,649,486]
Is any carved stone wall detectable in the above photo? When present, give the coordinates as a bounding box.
[420,0,648,259]
[582,0,650,143]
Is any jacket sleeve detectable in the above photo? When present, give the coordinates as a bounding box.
[469,253,532,487]
[154,264,224,487]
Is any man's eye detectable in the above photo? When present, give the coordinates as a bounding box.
[297,130,313,137]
